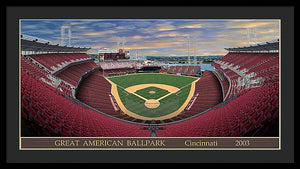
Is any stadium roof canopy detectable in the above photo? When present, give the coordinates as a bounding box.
[225,39,279,53]
[21,34,91,53]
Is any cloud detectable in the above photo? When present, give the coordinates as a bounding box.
[82,30,117,37]
[123,37,186,50]
[74,25,88,29]
[22,29,59,35]
[90,43,111,49]
[138,22,176,33]
[134,21,152,27]
[179,23,204,29]
[106,35,151,43]
[69,22,83,25]
[155,31,189,38]
[178,21,224,29]
[225,20,279,29]
[115,25,136,30]
[156,23,176,31]
[22,25,39,29]
[91,22,116,28]
[20,19,280,56]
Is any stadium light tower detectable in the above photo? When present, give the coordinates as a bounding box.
[68,28,71,46]
[117,37,121,50]
[247,28,251,46]
[186,35,191,64]
[61,26,71,46]
[122,37,126,51]
[193,39,197,64]
[254,27,258,44]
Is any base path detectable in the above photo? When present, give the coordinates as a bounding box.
[106,77,199,120]
[125,84,180,93]
[125,84,180,103]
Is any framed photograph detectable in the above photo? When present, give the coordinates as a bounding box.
[5,6,294,163]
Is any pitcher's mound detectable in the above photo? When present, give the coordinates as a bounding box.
[149,91,156,94]
[145,99,160,109]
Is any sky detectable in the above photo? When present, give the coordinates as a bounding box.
[21,19,280,56]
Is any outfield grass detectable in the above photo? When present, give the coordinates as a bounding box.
[109,73,197,88]
[108,73,198,118]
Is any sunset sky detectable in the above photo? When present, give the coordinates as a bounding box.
[21,19,280,56]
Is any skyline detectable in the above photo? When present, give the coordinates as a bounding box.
[21,19,280,56]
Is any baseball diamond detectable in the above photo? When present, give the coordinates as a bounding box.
[107,73,199,120]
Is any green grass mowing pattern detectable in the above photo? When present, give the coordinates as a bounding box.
[135,86,170,100]
[117,84,191,118]
[109,74,197,118]
[108,73,197,88]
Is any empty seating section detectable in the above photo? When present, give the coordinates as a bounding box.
[21,70,150,137]
[28,53,92,73]
[104,68,136,76]
[21,50,279,137]
[57,81,73,97]
[160,66,168,73]
[22,54,92,97]
[76,71,138,121]
[76,71,115,113]
[22,55,75,97]
[99,61,133,70]
[213,70,230,100]
[56,61,98,86]
[178,71,223,118]
[21,55,54,84]
[156,83,279,137]
[212,52,279,100]
[167,66,200,76]
[97,61,136,76]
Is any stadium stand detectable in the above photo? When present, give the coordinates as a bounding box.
[167,65,201,76]
[98,61,134,70]
[212,52,279,100]
[181,71,223,116]
[97,61,136,76]
[104,68,136,76]
[56,61,98,86]
[156,83,279,137]
[21,35,279,137]
[21,69,150,137]
[76,70,139,121]
[212,69,230,101]
[21,55,55,85]
[27,53,92,74]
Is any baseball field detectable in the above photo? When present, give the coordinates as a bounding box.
[107,73,199,120]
